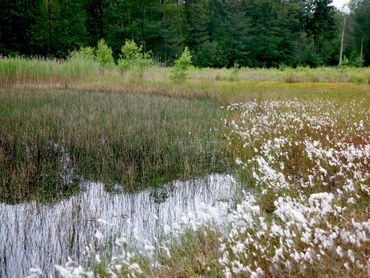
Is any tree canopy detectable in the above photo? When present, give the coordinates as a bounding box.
[0,0,368,66]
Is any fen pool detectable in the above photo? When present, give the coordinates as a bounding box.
[0,174,238,277]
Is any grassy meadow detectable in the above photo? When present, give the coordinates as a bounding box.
[1,56,369,99]
[0,56,369,277]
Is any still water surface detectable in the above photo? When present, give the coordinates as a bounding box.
[0,174,238,277]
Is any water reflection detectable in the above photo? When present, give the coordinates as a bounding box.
[0,174,237,277]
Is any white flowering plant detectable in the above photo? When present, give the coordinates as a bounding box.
[221,99,369,277]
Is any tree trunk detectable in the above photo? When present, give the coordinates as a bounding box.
[48,1,52,54]
[141,0,145,51]
[339,16,346,66]
[360,31,364,66]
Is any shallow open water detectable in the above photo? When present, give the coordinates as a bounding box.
[0,174,238,277]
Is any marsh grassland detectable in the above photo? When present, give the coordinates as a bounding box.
[0,58,369,277]
[0,90,226,203]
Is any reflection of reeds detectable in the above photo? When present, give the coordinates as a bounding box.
[0,90,227,203]
[0,174,236,277]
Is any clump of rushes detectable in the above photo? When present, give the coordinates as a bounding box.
[54,226,223,277]
[0,90,227,203]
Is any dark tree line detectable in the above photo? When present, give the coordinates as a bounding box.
[0,0,369,67]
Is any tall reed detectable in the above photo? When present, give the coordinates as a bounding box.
[0,56,101,87]
[0,90,227,203]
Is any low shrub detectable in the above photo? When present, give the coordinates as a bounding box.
[118,40,152,78]
[95,39,114,67]
[169,47,192,82]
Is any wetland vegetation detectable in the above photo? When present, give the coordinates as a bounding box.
[1,0,369,277]
[0,89,227,203]
[0,60,368,277]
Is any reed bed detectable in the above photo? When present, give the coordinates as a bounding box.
[1,56,369,108]
[1,57,369,91]
[0,56,101,87]
[0,90,226,203]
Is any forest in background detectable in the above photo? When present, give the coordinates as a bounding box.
[0,0,369,67]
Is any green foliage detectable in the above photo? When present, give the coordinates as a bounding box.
[339,56,351,67]
[193,42,225,67]
[1,0,369,67]
[69,46,95,61]
[348,0,370,66]
[118,40,152,78]
[160,2,188,64]
[169,47,192,82]
[306,0,336,52]
[95,39,114,67]
[119,40,142,66]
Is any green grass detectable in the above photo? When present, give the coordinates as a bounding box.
[198,66,370,84]
[89,226,223,278]
[0,56,101,87]
[0,89,227,203]
[1,57,369,276]
[0,57,368,203]
[1,56,369,90]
